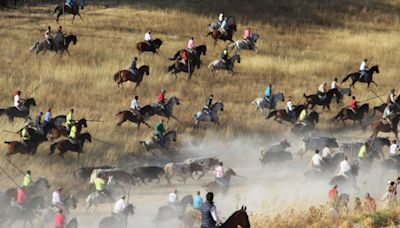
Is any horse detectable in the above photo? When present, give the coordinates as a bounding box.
[303,88,341,111]
[208,54,241,74]
[49,118,87,140]
[136,38,163,54]
[54,3,83,23]
[202,168,236,196]
[342,65,380,88]
[169,45,207,62]
[115,110,151,128]
[154,195,193,222]
[48,132,92,159]
[206,30,235,46]
[266,105,305,124]
[232,33,259,54]
[2,196,46,228]
[56,35,78,55]
[329,163,359,192]
[140,130,177,151]
[0,98,36,122]
[370,115,399,140]
[193,101,224,128]
[30,35,78,55]
[143,96,181,122]
[41,195,77,223]
[4,128,48,156]
[113,65,150,88]
[251,92,285,113]
[98,204,134,228]
[290,111,319,135]
[207,16,236,45]
[168,60,199,80]
[220,206,250,228]
[333,103,369,126]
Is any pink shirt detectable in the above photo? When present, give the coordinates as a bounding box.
[54,212,65,228]
[243,29,251,39]
[187,39,195,49]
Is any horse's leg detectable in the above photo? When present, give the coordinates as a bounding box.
[72,14,76,23]
[372,81,378,87]
[171,114,180,122]
[78,13,83,21]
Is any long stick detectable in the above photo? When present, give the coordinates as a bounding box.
[369,89,385,104]
[26,83,40,98]
[7,159,26,176]
[92,137,113,146]
[86,120,104,122]
[0,166,20,188]
[3,130,18,134]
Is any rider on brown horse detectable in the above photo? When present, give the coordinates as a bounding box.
[130,95,140,116]
[129,57,138,75]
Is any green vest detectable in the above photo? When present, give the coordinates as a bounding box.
[22,174,31,187]
[94,178,105,191]
[358,145,367,159]
[66,112,73,125]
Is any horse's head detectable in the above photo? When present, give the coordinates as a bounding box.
[166,130,177,142]
[280,139,291,148]
[78,118,88,128]
[36,176,51,189]
[197,45,207,56]
[312,111,320,123]
[168,96,181,106]
[81,132,92,142]
[66,194,78,209]
[276,92,285,101]
[361,103,369,113]
[181,194,194,206]
[154,39,163,48]
[251,33,259,43]
[139,65,150,76]
[231,54,240,63]
[226,206,250,228]
[213,101,224,112]
[66,218,78,228]
[25,98,36,108]
[126,203,135,215]
[370,65,379,73]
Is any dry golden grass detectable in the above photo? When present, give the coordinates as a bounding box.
[1,0,400,226]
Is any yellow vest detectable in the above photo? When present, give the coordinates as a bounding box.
[299,109,307,121]
[69,125,77,139]
[66,112,73,125]
[22,174,31,187]
[94,177,105,191]
[358,145,367,159]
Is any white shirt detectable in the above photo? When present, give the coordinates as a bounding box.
[312,154,323,167]
[169,192,178,203]
[52,191,61,205]
[214,166,224,178]
[210,205,222,224]
[331,81,337,89]
[359,61,367,71]
[318,83,326,93]
[218,14,224,22]
[144,32,152,42]
[390,93,396,103]
[14,95,20,107]
[339,160,351,175]
[113,198,127,214]
[390,144,398,155]
[130,99,139,110]
[322,147,331,158]
[287,100,294,111]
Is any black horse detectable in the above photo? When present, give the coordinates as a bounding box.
[0,98,36,122]
[303,88,341,111]
[342,65,380,88]
[54,2,83,23]
[169,45,207,63]
[333,103,369,126]
[57,35,78,55]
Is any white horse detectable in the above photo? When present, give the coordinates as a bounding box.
[193,101,224,128]
[139,130,177,151]
[85,176,117,212]
[208,54,241,74]
[232,33,260,54]
[251,92,285,112]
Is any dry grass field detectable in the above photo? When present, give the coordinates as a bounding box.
[1,0,400,227]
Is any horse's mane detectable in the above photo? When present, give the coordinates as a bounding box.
[224,209,246,224]
[165,130,176,135]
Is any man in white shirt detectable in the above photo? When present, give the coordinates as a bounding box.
[286,96,295,121]
[14,91,23,109]
[322,146,332,159]
[144,31,154,49]
[113,195,127,225]
[52,187,65,208]
[214,162,226,186]
[388,89,396,105]
[338,156,351,177]
[168,189,178,206]
[331,78,338,90]
[130,96,140,115]
[311,150,324,170]
[359,58,368,80]
[389,140,399,158]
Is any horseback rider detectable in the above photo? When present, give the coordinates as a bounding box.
[318,82,327,99]
[243,27,253,49]
[331,78,338,89]
[16,186,29,210]
[94,174,113,200]
[338,156,351,177]
[203,94,214,118]
[44,107,52,123]
[129,57,138,75]
[32,111,44,134]
[130,95,140,116]
[311,150,324,171]
[157,88,167,110]
[389,140,399,159]
[45,26,54,50]
[187,37,196,54]
[52,187,65,209]
[214,162,227,186]
[349,96,358,114]
[383,103,396,127]
[144,30,154,50]
[154,119,166,147]
[69,122,81,151]
[201,192,223,228]
[298,104,309,126]
[21,124,30,146]
[219,17,228,36]
[265,83,272,101]
[359,58,368,81]
[218,13,224,24]
[14,90,25,109]
[54,26,65,50]
[54,208,65,228]
[328,185,338,206]
[65,109,74,131]
[194,191,203,211]
[220,46,231,69]
[168,189,178,206]
[358,142,368,161]
[388,89,396,106]
[22,170,32,187]
[113,195,127,225]
[286,96,295,121]
[322,146,333,159]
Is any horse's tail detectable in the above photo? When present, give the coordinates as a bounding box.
[342,74,352,83]
[49,143,57,155]
[251,99,257,105]
[29,41,39,52]
[0,108,5,117]
[168,51,180,61]
[136,42,141,52]
[207,62,214,71]
[167,64,175,72]
[54,5,60,14]
[115,111,123,117]
[266,110,277,119]
[4,141,12,144]
[332,109,343,121]
[113,72,120,82]
[206,31,213,37]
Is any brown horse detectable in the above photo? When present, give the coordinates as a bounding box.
[115,111,151,128]
[113,65,150,88]
[370,116,399,140]
[48,133,91,159]
[206,30,235,46]
[49,118,87,140]
[4,128,47,157]
[265,105,305,124]
[136,39,163,54]
[333,103,369,126]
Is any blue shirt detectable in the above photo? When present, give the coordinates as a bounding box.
[194,195,203,209]
[44,112,51,123]
[265,86,271,97]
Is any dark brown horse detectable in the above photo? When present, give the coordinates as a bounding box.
[333,103,369,126]
[136,39,163,54]
[113,65,150,88]
[4,128,47,157]
[167,61,197,80]
[206,30,235,46]
[266,105,305,124]
[115,111,151,128]
[48,132,91,159]
[169,45,207,62]
[303,88,341,111]
[54,3,83,23]
[49,118,87,140]
[371,115,399,140]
